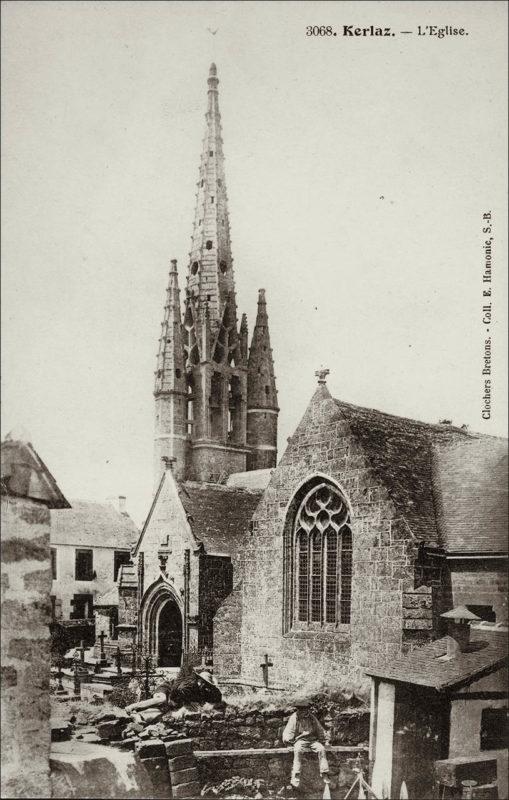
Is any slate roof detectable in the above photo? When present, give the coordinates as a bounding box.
[366,627,508,691]
[1,438,70,509]
[433,436,508,554]
[226,469,274,490]
[50,500,138,549]
[333,399,508,552]
[178,481,263,560]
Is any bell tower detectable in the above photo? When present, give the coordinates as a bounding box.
[153,65,279,486]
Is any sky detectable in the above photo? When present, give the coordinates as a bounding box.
[2,1,507,526]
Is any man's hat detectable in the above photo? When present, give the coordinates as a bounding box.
[294,698,311,708]
[193,668,218,687]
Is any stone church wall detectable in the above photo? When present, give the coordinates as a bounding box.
[1,495,52,798]
[214,582,243,678]
[215,387,420,690]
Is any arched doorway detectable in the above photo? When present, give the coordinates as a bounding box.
[157,597,182,667]
[140,579,184,668]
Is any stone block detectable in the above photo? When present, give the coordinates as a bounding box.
[139,755,170,786]
[165,738,194,757]
[171,767,199,786]
[136,739,166,759]
[168,754,195,772]
[97,718,127,740]
[172,780,201,798]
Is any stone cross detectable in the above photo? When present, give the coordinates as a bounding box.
[315,368,330,385]
[260,653,273,688]
[115,647,122,676]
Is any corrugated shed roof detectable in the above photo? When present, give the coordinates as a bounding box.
[1,438,70,509]
[50,500,138,549]
[333,399,508,552]
[433,436,508,554]
[366,628,508,690]
[178,481,263,559]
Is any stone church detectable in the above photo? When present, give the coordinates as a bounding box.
[119,64,508,689]
[118,64,279,666]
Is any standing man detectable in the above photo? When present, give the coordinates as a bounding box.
[282,699,331,789]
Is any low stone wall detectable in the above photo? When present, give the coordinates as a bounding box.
[196,745,369,798]
[161,705,369,751]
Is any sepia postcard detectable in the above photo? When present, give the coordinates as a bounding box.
[1,2,507,798]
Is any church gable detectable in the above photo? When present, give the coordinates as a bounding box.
[217,383,438,689]
[134,470,197,591]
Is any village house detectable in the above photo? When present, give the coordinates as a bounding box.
[50,496,138,638]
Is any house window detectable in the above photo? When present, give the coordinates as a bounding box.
[75,549,94,581]
[71,593,94,620]
[51,548,57,580]
[113,550,131,582]
[284,479,352,630]
[480,708,508,750]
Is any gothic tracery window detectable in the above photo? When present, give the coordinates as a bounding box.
[286,481,352,629]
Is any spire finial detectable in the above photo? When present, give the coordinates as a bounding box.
[315,368,330,385]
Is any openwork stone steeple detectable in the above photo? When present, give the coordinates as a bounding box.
[153,65,279,485]
[187,63,237,325]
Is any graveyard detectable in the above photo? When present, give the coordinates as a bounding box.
[49,641,370,799]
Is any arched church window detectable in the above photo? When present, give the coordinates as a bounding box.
[206,240,213,250]
[284,480,352,630]
[191,261,199,275]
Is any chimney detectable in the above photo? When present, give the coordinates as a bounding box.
[106,495,127,514]
[440,606,481,656]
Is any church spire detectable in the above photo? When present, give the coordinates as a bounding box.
[153,259,188,486]
[154,259,185,395]
[246,289,279,470]
[186,63,236,325]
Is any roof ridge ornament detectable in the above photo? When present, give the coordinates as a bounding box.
[315,367,330,385]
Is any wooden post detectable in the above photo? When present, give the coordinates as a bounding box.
[98,630,108,666]
[55,657,66,694]
[260,653,273,688]
[115,647,122,676]
[73,659,81,696]
[79,639,86,665]
[131,644,137,674]
[144,656,151,699]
